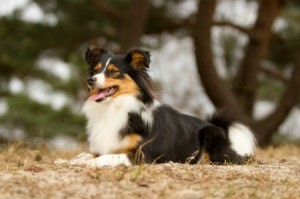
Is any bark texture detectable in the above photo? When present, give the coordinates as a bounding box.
[253,55,300,146]
[96,0,298,146]
[193,0,237,110]
[118,0,151,51]
[193,0,296,146]
[233,0,285,117]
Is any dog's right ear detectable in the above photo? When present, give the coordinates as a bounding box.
[126,48,151,71]
[85,48,108,67]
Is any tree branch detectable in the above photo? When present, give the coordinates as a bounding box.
[89,0,122,21]
[213,20,250,34]
[193,0,238,109]
[260,62,288,84]
[233,0,286,116]
[145,14,196,34]
[117,0,151,51]
[254,54,300,146]
[145,16,250,35]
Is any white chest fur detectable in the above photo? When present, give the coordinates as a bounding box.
[82,95,145,154]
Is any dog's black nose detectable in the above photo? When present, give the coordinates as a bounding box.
[88,76,96,85]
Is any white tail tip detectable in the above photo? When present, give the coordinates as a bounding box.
[228,123,256,156]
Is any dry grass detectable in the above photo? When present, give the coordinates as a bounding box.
[0,142,299,199]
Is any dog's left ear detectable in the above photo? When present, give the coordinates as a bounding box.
[85,47,108,67]
[126,49,150,70]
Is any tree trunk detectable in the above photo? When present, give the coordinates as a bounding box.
[253,55,300,146]
[193,0,295,146]
[193,0,237,110]
[233,0,285,117]
[118,0,151,51]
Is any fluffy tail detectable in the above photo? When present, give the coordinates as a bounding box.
[199,111,256,164]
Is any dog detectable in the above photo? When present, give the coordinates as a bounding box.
[78,47,256,166]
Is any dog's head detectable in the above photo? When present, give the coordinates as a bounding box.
[85,47,155,103]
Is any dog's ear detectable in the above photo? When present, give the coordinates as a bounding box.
[126,49,150,70]
[85,47,108,67]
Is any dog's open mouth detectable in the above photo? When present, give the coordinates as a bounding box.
[90,86,118,102]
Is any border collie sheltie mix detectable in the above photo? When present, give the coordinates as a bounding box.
[77,47,256,166]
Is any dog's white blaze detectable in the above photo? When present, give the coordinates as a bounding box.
[105,57,112,70]
[228,123,256,156]
[82,94,157,155]
[94,73,105,87]
[93,58,112,87]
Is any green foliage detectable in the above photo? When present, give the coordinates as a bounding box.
[0,0,167,141]
[0,94,86,140]
[0,0,299,143]
[267,2,300,67]
[0,0,174,141]
[257,78,284,101]
[219,32,239,72]
[0,0,101,141]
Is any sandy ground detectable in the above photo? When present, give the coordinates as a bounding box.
[0,143,299,199]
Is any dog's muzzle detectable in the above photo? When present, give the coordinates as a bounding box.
[88,76,96,87]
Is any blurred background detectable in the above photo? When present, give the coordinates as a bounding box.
[0,0,299,149]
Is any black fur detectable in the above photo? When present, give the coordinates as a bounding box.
[84,47,255,165]
[126,48,151,69]
[140,105,211,164]
[202,110,249,164]
[128,71,156,104]
[126,105,245,164]
[121,112,151,138]
[199,126,244,164]
[85,48,109,68]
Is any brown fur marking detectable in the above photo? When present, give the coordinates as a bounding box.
[89,87,99,95]
[107,64,120,77]
[115,134,143,154]
[131,53,145,70]
[106,74,140,97]
[94,63,102,71]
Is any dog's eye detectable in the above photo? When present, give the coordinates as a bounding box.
[110,69,119,74]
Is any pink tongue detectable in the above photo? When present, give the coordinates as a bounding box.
[90,90,107,101]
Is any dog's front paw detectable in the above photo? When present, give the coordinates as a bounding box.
[69,152,94,165]
[55,153,131,168]
[84,154,132,167]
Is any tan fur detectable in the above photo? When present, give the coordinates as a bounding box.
[88,72,139,98]
[89,87,99,95]
[131,53,145,70]
[94,63,102,71]
[114,134,143,154]
[107,64,121,77]
[106,74,140,97]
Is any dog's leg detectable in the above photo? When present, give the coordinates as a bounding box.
[54,152,95,165]
[199,126,244,164]
[84,154,132,167]
[69,152,95,165]
[69,153,131,167]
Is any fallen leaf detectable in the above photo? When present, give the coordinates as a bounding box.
[24,165,44,173]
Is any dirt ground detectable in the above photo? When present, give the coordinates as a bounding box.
[0,143,299,199]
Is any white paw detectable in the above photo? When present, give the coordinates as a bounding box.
[69,153,94,165]
[84,154,131,167]
[54,158,69,165]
